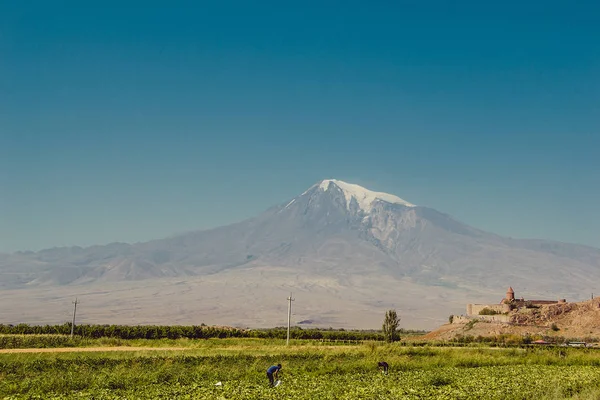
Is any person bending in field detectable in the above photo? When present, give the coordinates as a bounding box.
[378,361,389,375]
[266,364,282,386]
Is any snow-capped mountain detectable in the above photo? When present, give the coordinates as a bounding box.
[296,179,416,212]
[1,179,599,329]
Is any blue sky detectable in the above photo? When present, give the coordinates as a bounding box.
[1,1,599,252]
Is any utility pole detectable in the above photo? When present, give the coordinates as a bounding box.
[286,292,294,346]
[71,298,78,339]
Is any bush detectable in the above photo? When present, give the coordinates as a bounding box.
[479,308,500,315]
[465,320,478,331]
[525,301,540,309]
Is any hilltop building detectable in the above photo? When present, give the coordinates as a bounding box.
[460,287,567,323]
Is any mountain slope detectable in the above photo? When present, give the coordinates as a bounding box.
[1,179,598,328]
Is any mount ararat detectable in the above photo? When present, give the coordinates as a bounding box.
[1,179,599,329]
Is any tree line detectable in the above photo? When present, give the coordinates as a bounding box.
[0,323,425,341]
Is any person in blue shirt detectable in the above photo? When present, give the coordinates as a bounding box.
[266,364,282,386]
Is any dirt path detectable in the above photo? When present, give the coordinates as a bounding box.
[0,346,188,354]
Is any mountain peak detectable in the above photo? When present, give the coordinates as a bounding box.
[315,179,416,212]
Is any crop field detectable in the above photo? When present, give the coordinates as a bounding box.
[2,339,600,399]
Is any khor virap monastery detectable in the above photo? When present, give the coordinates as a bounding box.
[460,287,567,323]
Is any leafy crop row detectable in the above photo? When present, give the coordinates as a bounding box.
[2,342,600,399]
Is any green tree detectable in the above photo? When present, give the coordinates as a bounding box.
[382,309,400,343]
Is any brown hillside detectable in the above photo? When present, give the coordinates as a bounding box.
[426,298,600,341]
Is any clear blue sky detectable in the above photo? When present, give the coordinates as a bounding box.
[1,1,599,252]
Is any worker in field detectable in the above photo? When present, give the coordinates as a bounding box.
[378,361,389,375]
[266,363,282,387]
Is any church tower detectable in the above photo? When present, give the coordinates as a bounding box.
[506,286,515,302]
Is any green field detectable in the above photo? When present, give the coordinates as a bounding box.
[2,339,600,399]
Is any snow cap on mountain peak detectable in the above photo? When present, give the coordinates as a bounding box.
[317,179,415,212]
